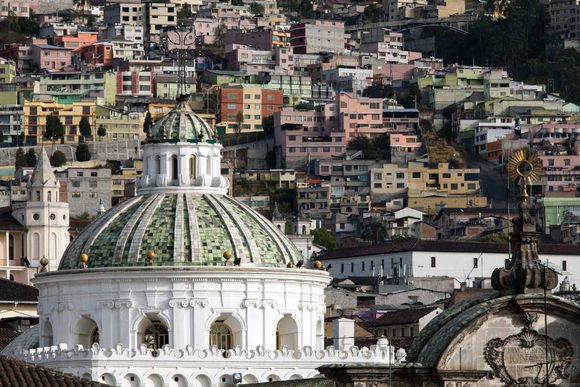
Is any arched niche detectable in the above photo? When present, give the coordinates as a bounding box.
[276,314,299,350]
[74,316,99,348]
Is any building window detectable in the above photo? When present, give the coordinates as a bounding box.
[562,260,567,271]
[351,262,354,272]
[431,256,436,267]
[361,261,365,272]
[210,321,232,350]
[473,257,478,268]
[91,327,100,345]
[142,321,169,350]
[341,263,344,274]
[392,328,396,337]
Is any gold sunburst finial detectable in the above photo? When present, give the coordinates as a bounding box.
[507,150,541,198]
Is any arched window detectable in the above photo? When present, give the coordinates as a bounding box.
[48,191,52,202]
[42,320,54,347]
[210,321,232,350]
[75,317,99,348]
[189,155,197,181]
[301,225,307,235]
[171,155,178,181]
[142,321,169,350]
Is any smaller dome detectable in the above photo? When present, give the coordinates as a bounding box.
[150,96,215,143]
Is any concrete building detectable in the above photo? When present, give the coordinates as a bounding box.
[114,70,153,98]
[225,28,290,51]
[219,84,283,134]
[23,101,96,145]
[297,178,331,221]
[290,19,345,54]
[0,105,23,147]
[370,163,408,196]
[31,44,72,71]
[32,71,112,105]
[103,2,145,27]
[0,1,33,18]
[0,58,15,84]
[55,167,112,217]
[94,105,145,142]
[266,75,312,106]
[407,162,481,196]
[145,2,177,42]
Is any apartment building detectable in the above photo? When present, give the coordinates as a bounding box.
[290,20,345,54]
[265,75,312,105]
[114,70,153,98]
[547,0,580,41]
[0,58,15,84]
[390,134,422,153]
[317,158,378,197]
[225,46,275,74]
[321,67,373,96]
[0,1,33,18]
[55,168,112,217]
[382,102,420,134]
[31,44,73,71]
[104,2,145,27]
[0,44,33,73]
[297,179,331,220]
[105,24,144,43]
[51,32,98,50]
[219,85,283,134]
[23,100,96,145]
[407,162,481,196]
[145,2,177,42]
[32,71,114,105]
[0,105,23,147]
[95,105,145,142]
[370,163,408,196]
[473,117,515,156]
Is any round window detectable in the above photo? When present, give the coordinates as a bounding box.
[50,213,56,221]
[33,213,40,221]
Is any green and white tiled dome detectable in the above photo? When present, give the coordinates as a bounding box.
[59,193,301,270]
[150,96,215,143]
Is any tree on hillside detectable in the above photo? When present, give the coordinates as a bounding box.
[45,114,64,144]
[25,149,37,167]
[76,143,91,162]
[361,218,388,245]
[249,2,265,15]
[312,228,340,250]
[15,148,26,169]
[143,112,153,139]
[50,150,67,167]
[97,124,107,140]
[214,24,227,47]
[79,116,92,142]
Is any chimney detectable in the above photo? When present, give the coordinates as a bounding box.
[333,317,355,350]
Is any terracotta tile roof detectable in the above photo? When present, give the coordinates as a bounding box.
[0,279,38,303]
[320,239,580,260]
[363,307,440,327]
[0,208,26,232]
[0,323,20,352]
[447,288,497,306]
[0,355,107,386]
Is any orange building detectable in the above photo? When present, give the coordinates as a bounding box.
[52,32,98,50]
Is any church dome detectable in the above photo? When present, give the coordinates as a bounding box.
[149,96,215,143]
[58,193,302,270]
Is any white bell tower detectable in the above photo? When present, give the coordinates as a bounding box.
[12,149,69,271]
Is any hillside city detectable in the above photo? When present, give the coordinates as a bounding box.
[0,0,579,386]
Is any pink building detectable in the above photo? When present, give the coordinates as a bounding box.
[0,1,34,18]
[275,93,386,168]
[193,18,218,45]
[529,122,580,195]
[32,44,72,71]
[390,134,422,153]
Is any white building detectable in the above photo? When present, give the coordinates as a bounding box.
[320,239,580,289]
[5,97,401,386]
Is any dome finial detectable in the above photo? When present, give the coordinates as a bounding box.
[146,250,156,266]
[79,253,89,269]
[40,256,49,272]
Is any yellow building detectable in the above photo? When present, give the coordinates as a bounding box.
[407,162,481,196]
[0,58,16,84]
[23,100,96,145]
[149,102,175,121]
[112,161,143,204]
[95,105,145,142]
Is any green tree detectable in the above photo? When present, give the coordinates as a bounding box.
[263,115,274,135]
[25,149,37,167]
[15,148,26,169]
[50,150,67,167]
[312,228,340,250]
[361,218,388,245]
[249,2,265,15]
[297,0,314,18]
[214,24,227,47]
[79,116,92,142]
[231,0,244,5]
[45,114,64,144]
[478,232,509,243]
[76,143,91,161]
[363,3,383,23]
[348,135,379,159]
[143,112,153,138]
[97,124,107,140]
[177,5,193,24]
